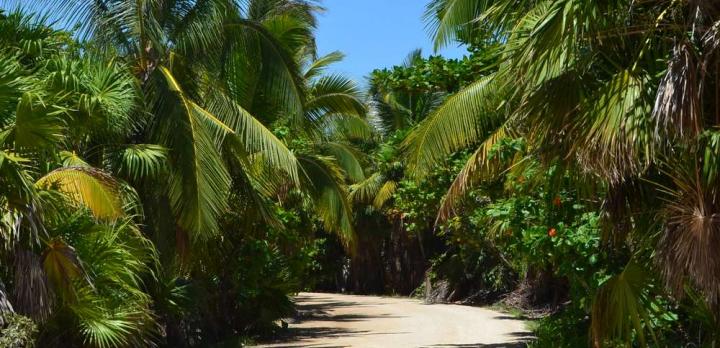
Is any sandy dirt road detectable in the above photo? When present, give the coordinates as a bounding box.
[253,292,532,348]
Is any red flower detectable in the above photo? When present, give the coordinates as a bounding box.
[548,228,558,237]
[553,196,562,207]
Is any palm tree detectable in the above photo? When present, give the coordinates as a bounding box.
[0,10,160,346]
[368,49,446,134]
[408,0,720,345]
[27,0,302,255]
[261,50,371,250]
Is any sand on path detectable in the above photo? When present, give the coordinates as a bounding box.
[253,292,532,348]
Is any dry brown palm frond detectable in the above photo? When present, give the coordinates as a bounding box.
[657,162,720,308]
[12,248,54,322]
[653,41,702,142]
[601,177,661,247]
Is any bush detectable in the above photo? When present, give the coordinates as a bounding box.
[0,314,37,348]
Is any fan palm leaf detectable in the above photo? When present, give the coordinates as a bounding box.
[36,167,124,221]
[591,261,659,347]
[113,144,168,182]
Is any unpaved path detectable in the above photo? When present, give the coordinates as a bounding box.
[254,292,532,348]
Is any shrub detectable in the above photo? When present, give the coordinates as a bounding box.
[0,314,37,348]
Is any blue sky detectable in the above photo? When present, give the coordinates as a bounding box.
[315,0,467,83]
[1,0,467,82]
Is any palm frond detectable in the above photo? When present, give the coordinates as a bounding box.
[320,142,365,183]
[0,278,14,326]
[403,75,506,178]
[656,157,720,308]
[424,0,482,51]
[75,58,139,138]
[205,88,299,183]
[349,172,384,204]
[225,18,306,122]
[153,66,231,241]
[305,74,366,123]
[373,180,397,209]
[68,218,158,348]
[13,248,54,322]
[304,50,344,80]
[652,41,702,142]
[0,51,30,126]
[326,114,375,141]
[298,154,355,250]
[577,70,653,183]
[171,0,229,60]
[114,144,168,182]
[437,126,509,222]
[36,167,124,220]
[59,151,89,168]
[591,261,658,347]
[12,92,65,149]
[41,239,83,298]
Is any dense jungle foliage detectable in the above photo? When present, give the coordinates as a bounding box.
[1,0,720,347]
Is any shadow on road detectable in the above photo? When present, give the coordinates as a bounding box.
[262,295,408,345]
[423,344,528,348]
[419,331,534,348]
[255,293,532,348]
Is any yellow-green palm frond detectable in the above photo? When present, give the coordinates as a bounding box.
[42,239,83,299]
[350,173,383,202]
[59,151,90,168]
[373,180,397,209]
[349,173,396,210]
[36,167,124,220]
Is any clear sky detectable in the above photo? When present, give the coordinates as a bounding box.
[314,0,467,83]
[0,0,467,83]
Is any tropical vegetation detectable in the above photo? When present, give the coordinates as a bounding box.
[0,0,719,347]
